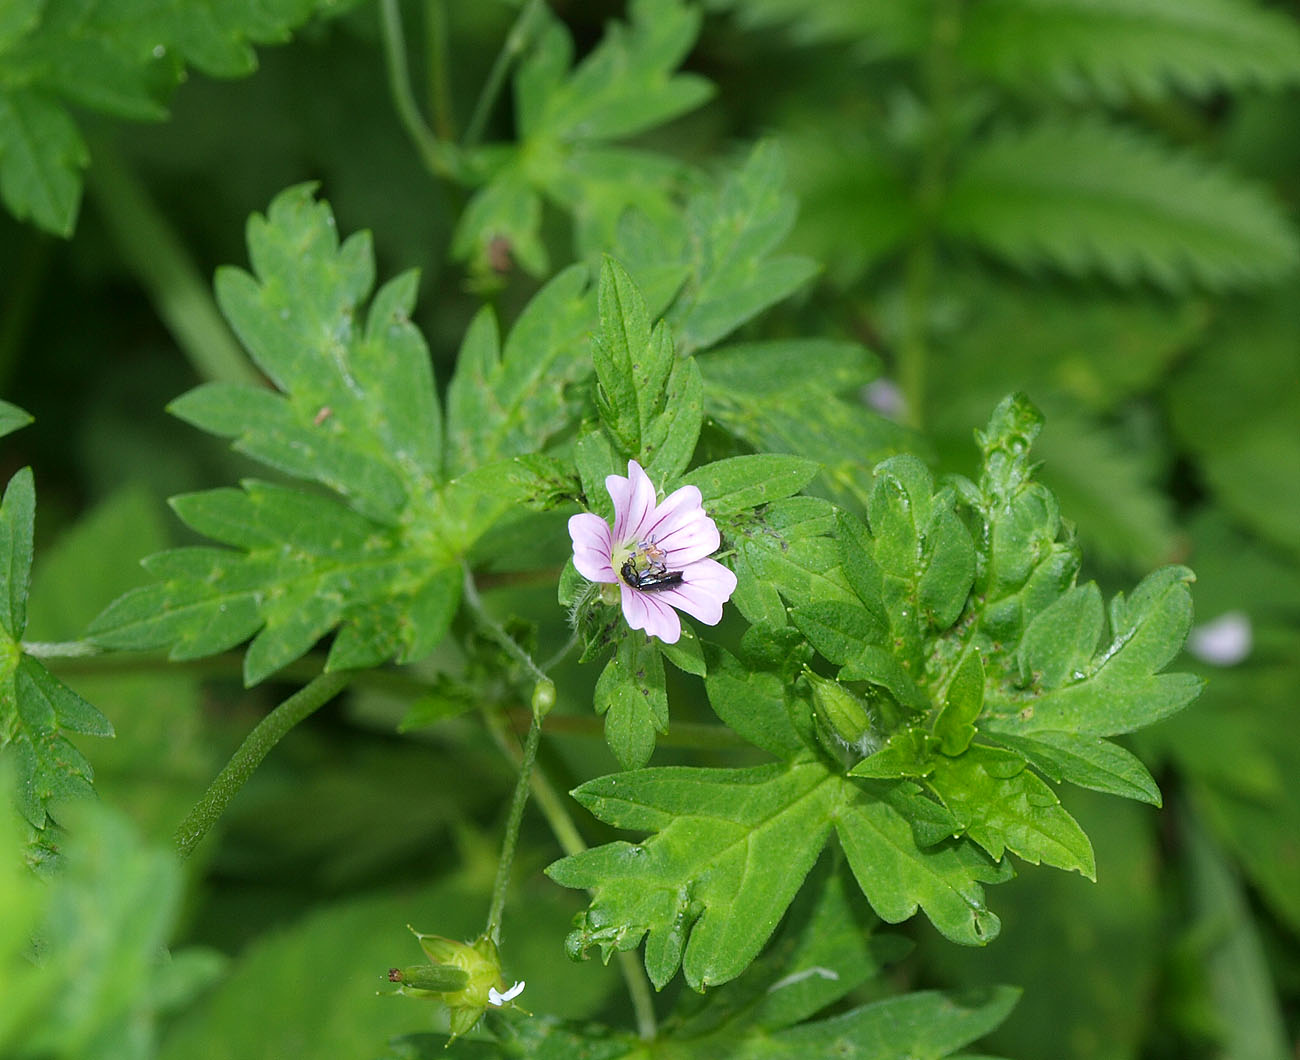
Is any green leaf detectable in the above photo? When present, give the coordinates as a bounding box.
[548,756,840,990]
[0,467,34,639]
[594,634,669,770]
[89,189,479,682]
[704,645,807,759]
[927,745,1096,877]
[986,730,1161,806]
[0,88,87,236]
[1,796,222,1060]
[934,651,984,756]
[0,0,352,235]
[616,141,819,353]
[837,780,1011,946]
[863,455,975,671]
[790,602,889,668]
[985,566,1203,737]
[942,118,1300,291]
[751,986,1021,1060]
[731,496,851,612]
[682,455,819,517]
[456,453,582,512]
[88,479,457,684]
[454,0,711,277]
[0,470,113,829]
[179,185,439,522]
[445,265,594,476]
[0,401,32,441]
[960,0,1300,102]
[699,339,903,508]
[592,257,703,479]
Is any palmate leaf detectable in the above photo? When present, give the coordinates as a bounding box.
[0,0,353,235]
[960,0,1300,102]
[615,141,820,353]
[0,470,113,830]
[88,187,466,684]
[444,265,594,477]
[548,754,1011,991]
[941,118,1300,291]
[452,0,711,278]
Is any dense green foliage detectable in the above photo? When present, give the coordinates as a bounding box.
[2,1,1299,1057]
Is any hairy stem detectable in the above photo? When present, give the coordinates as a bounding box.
[462,0,546,147]
[484,714,542,944]
[174,671,353,858]
[461,564,548,683]
[85,139,261,387]
[484,709,658,1040]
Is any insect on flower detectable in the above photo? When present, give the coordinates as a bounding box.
[568,460,737,644]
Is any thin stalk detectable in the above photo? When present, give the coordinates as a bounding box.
[424,0,458,140]
[85,139,262,387]
[484,708,658,1040]
[379,0,464,180]
[462,0,546,147]
[899,0,962,431]
[483,715,542,944]
[174,671,352,858]
[462,564,547,683]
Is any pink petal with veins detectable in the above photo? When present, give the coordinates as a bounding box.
[656,558,737,626]
[568,513,616,582]
[609,461,658,544]
[619,582,682,643]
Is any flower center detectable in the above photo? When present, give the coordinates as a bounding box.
[617,538,683,592]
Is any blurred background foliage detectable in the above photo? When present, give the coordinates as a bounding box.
[2,0,1299,1057]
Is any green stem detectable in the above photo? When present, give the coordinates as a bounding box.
[483,714,542,944]
[900,0,962,432]
[379,0,464,180]
[424,0,457,140]
[484,709,658,1040]
[461,564,547,683]
[174,671,352,858]
[462,0,546,147]
[84,139,262,387]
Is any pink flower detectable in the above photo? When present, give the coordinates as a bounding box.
[568,460,738,645]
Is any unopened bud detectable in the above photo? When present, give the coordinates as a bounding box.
[532,677,556,722]
[805,669,876,765]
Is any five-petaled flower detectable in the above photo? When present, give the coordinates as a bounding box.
[569,460,737,644]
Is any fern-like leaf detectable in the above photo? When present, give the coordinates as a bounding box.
[942,118,1300,290]
[961,0,1300,102]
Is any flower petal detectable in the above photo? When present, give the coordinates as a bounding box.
[610,460,657,545]
[654,558,737,626]
[569,512,616,582]
[619,583,682,643]
[653,510,721,566]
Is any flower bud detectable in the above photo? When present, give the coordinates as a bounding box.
[531,677,556,722]
[804,669,877,765]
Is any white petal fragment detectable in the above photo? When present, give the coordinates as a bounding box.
[487,980,525,1006]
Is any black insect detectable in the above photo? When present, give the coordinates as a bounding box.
[621,539,683,592]
[621,560,685,592]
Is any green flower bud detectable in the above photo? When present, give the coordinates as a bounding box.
[804,669,877,766]
[531,677,556,722]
